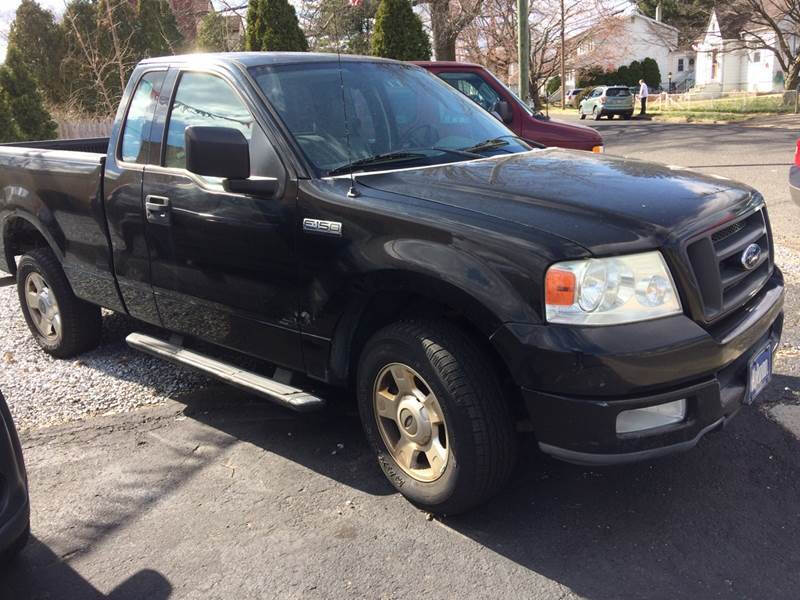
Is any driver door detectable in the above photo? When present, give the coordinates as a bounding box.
[141,68,303,369]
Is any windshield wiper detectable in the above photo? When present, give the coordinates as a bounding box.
[327,152,426,176]
[459,138,512,154]
[430,147,483,158]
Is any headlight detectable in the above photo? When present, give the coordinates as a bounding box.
[544,251,682,325]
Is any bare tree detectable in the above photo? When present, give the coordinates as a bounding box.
[460,0,623,107]
[732,0,800,90]
[415,0,484,60]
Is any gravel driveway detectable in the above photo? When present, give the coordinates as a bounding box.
[0,282,208,430]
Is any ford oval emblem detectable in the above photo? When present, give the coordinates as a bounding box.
[740,243,762,270]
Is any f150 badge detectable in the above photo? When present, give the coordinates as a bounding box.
[303,218,342,236]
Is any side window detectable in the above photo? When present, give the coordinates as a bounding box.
[120,71,166,164]
[437,72,501,112]
[163,72,254,169]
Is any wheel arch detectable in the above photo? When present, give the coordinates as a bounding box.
[328,272,526,418]
[1,213,64,277]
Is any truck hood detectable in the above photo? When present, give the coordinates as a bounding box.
[353,148,760,255]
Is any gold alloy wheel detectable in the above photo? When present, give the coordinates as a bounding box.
[24,272,62,343]
[373,363,449,482]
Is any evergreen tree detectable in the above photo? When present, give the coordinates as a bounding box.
[641,57,661,88]
[7,0,68,105]
[546,75,560,96]
[0,95,22,144]
[197,12,229,51]
[245,0,308,52]
[371,0,430,61]
[637,1,714,44]
[303,0,378,54]
[628,60,644,84]
[616,65,631,86]
[0,48,58,141]
[137,0,184,57]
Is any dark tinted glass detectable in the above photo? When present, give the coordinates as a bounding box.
[249,61,528,175]
[121,71,166,164]
[606,88,630,97]
[437,72,501,112]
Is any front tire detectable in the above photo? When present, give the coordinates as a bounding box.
[17,248,101,358]
[357,320,516,515]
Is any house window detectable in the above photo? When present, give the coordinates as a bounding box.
[689,58,695,67]
[753,51,761,63]
[678,59,684,72]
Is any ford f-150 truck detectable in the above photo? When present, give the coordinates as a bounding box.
[0,53,784,514]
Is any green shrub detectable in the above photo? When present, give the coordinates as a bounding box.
[245,0,308,52]
[371,0,430,61]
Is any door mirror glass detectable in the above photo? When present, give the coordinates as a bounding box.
[493,100,513,123]
[185,126,250,180]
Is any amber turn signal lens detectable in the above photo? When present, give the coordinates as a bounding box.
[592,145,604,153]
[545,268,576,306]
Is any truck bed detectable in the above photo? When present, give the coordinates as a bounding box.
[0,138,125,312]
[1,137,109,154]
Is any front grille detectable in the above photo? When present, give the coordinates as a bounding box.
[710,221,745,243]
[685,207,772,322]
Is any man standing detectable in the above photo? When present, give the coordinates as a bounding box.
[638,79,649,116]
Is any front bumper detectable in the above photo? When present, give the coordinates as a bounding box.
[791,166,800,207]
[493,268,784,465]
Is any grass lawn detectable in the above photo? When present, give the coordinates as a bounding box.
[542,93,797,123]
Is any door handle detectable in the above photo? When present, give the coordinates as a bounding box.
[145,195,171,225]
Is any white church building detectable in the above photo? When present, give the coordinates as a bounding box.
[693,7,798,94]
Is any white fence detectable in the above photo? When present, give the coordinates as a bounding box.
[648,90,799,114]
[56,119,114,139]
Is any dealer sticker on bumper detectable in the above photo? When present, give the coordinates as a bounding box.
[746,344,772,404]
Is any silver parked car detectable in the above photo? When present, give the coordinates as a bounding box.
[579,86,635,120]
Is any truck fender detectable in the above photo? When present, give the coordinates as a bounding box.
[1,210,65,276]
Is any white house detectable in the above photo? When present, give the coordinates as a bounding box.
[564,3,694,90]
[693,7,797,94]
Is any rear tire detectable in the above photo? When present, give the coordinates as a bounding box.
[357,319,516,515]
[579,112,586,120]
[593,107,602,121]
[16,248,101,358]
[623,111,633,120]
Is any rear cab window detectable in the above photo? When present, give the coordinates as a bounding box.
[120,71,167,164]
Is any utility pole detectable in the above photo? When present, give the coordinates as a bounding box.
[517,0,529,102]
[560,0,566,108]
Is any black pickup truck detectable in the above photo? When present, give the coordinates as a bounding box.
[0,53,784,514]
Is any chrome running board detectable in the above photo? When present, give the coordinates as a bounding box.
[126,332,325,412]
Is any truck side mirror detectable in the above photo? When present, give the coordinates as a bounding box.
[185,126,250,179]
[493,100,513,124]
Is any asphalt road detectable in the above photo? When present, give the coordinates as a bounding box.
[3,119,800,600]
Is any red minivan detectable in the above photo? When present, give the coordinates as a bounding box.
[414,61,604,153]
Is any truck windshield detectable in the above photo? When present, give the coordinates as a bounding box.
[248,61,530,176]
